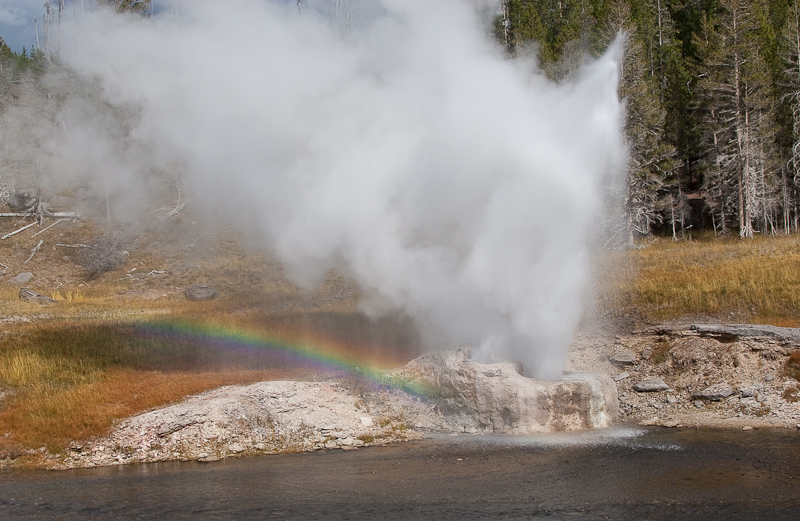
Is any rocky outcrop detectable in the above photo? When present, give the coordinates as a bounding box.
[569,326,800,429]
[398,347,617,434]
[53,348,619,469]
[56,381,427,469]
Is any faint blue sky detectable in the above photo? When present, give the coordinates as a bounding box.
[0,0,42,53]
[0,1,358,54]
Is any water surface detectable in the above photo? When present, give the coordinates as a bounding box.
[1,427,799,520]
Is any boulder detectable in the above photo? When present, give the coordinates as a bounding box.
[613,372,630,381]
[185,284,219,301]
[398,347,617,433]
[632,377,669,392]
[9,272,33,284]
[692,383,734,401]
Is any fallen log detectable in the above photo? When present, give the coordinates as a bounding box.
[1,221,36,239]
[32,218,66,237]
[0,211,80,219]
[19,287,56,303]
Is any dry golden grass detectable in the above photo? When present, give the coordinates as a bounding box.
[597,235,800,326]
[0,317,333,456]
[0,368,307,453]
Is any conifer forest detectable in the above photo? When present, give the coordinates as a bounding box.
[498,0,800,242]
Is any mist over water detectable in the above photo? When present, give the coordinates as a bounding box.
[50,0,624,379]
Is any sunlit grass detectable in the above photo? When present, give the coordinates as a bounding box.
[597,235,800,326]
[50,289,85,303]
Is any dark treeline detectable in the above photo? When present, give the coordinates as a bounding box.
[0,37,43,80]
[498,0,800,242]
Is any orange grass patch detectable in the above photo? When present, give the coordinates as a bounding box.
[0,310,422,458]
[0,367,309,454]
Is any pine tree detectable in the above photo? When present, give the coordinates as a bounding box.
[781,0,800,231]
[694,0,778,237]
[501,0,605,78]
[605,0,677,244]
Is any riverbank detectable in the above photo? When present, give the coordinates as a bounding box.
[569,323,800,430]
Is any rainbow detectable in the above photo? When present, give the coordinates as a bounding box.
[134,320,433,397]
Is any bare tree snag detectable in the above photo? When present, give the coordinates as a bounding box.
[24,239,44,263]
[153,183,187,222]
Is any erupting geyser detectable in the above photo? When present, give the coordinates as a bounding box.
[49,0,624,379]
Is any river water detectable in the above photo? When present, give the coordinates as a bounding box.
[1,426,799,520]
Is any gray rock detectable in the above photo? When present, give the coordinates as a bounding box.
[632,377,669,392]
[688,323,800,345]
[185,284,219,301]
[614,372,630,381]
[640,348,653,360]
[18,287,56,303]
[197,454,220,463]
[609,351,637,366]
[399,347,618,433]
[10,272,33,284]
[692,383,734,401]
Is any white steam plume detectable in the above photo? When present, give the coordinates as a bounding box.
[54,0,624,379]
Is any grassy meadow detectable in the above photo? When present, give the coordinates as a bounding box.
[597,235,800,327]
[3,232,800,462]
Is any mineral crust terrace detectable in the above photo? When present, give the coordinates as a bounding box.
[49,348,618,470]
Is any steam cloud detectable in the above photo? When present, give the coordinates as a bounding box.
[48,0,624,379]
